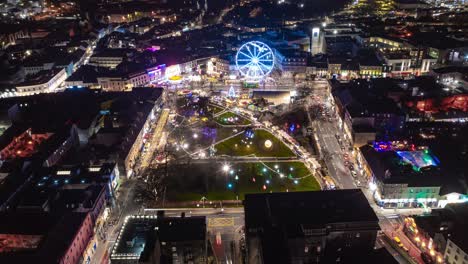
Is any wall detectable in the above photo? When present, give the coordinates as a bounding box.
[60,213,93,264]
[444,239,468,264]
[16,68,67,96]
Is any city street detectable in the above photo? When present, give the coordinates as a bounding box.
[91,179,140,264]
[144,208,245,264]
[305,81,358,189]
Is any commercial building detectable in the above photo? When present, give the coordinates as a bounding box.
[89,49,135,69]
[360,144,442,208]
[275,49,308,74]
[430,66,468,89]
[15,68,68,96]
[244,190,382,263]
[110,214,207,264]
[65,64,165,91]
[332,80,405,146]
[0,211,94,264]
[402,203,468,264]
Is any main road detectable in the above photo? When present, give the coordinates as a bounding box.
[306,81,356,189]
[144,208,245,264]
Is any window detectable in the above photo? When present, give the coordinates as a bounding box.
[457,249,461,254]
[455,255,459,261]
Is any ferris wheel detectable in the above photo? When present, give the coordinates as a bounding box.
[236,41,275,81]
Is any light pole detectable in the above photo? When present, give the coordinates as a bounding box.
[200,196,207,208]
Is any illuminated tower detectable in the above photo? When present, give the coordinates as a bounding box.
[311,27,325,55]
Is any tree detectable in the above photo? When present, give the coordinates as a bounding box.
[137,167,165,203]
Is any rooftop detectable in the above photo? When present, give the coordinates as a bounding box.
[0,211,88,263]
[0,128,52,160]
[244,190,380,264]
[111,215,206,261]
[91,48,134,58]
[415,203,468,253]
[333,80,404,117]
[245,189,378,230]
[360,145,442,186]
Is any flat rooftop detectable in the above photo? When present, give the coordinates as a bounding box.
[360,145,442,186]
[0,129,52,160]
[396,150,439,170]
[111,215,206,261]
[245,190,378,230]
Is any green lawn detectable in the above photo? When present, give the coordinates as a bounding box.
[215,111,251,126]
[163,162,321,202]
[208,104,225,115]
[215,129,295,157]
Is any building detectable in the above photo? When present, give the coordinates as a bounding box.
[89,49,134,69]
[0,127,52,161]
[244,190,381,264]
[311,27,325,55]
[23,59,55,77]
[430,66,468,89]
[65,64,165,91]
[110,214,207,263]
[0,24,29,49]
[0,211,94,264]
[275,49,308,75]
[2,87,163,178]
[445,237,468,264]
[357,49,384,77]
[15,69,68,96]
[332,80,405,146]
[401,203,468,264]
[360,144,442,208]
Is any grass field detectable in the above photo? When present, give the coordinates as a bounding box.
[163,161,320,201]
[208,104,225,115]
[215,129,295,157]
[215,111,251,126]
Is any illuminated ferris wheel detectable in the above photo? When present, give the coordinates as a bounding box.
[235,41,274,81]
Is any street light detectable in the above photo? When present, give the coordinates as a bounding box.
[222,164,230,172]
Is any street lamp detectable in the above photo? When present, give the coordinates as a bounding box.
[222,164,230,172]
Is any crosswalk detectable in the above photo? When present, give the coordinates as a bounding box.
[208,217,235,227]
